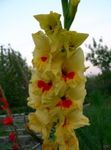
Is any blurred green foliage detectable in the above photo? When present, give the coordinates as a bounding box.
[77,90,111,150]
[0,45,31,109]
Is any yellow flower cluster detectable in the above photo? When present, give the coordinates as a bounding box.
[28,12,89,150]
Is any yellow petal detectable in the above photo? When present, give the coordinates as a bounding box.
[32,31,50,52]
[28,110,52,140]
[32,51,52,73]
[68,110,90,129]
[67,85,86,100]
[28,112,42,132]
[34,12,62,35]
[56,126,79,150]
[27,96,41,109]
[65,31,88,51]
[63,47,85,72]
[35,109,50,125]
[42,141,57,150]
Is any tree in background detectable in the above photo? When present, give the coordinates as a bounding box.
[0,45,31,108]
[86,39,111,95]
[86,38,111,73]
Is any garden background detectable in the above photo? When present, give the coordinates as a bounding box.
[0,0,111,150]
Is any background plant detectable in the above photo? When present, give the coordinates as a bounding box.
[0,45,31,109]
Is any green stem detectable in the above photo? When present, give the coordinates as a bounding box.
[61,0,80,30]
[0,85,22,149]
[61,0,68,17]
[12,124,23,150]
[61,0,69,29]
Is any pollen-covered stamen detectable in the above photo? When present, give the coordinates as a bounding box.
[56,96,72,108]
[37,80,52,92]
[40,56,48,62]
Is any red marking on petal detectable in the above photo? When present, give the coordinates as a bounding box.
[62,70,75,81]
[56,98,72,108]
[62,75,67,81]
[2,116,13,125]
[62,99,72,108]
[67,72,75,79]
[42,82,52,92]
[37,80,46,88]
[41,56,47,62]
[37,80,52,92]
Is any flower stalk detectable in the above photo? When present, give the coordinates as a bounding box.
[0,86,21,150]
[61,0,80,30]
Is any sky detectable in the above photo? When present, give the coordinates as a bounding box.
[0,0,111,75]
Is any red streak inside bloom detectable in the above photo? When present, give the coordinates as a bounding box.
[37,80,52,92]
[9,132,16,142]
[56,97,72,108]
[62,70,75,81]
[2,116,13,125]
[40,56,47,62]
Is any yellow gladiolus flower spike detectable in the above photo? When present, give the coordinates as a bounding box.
[28,11,89,150]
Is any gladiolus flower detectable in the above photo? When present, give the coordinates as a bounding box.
[2,116,13,125]
[9,132,16,142]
